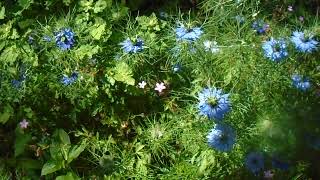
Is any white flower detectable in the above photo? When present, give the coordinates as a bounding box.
[19,119,29,129]
[203,40,220,53]
[154,82,166,93]
[138,81,147,89]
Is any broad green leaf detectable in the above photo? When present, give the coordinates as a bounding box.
[93,0,111,13]
[67,142,87,163]
[0,6,5,19]
[58,129,70,145]
[74,45,100,60]
[0,105,14,124]
[15,133,32,157]
[50,143,63,160]
[90,23,106,40]
[18,0,33,9]
[0,45,19,65]
[56,172,80,180]
[113,62,135,86]
[41,161,62,176]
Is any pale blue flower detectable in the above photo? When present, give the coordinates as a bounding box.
[245,152,264,174]
[176,25,203,41]
[207,124,236,152]
[262,38,288,62]
[120,38,144,53]
[55,28,75,50]
[198,88,231,120]
[291,31,318,53]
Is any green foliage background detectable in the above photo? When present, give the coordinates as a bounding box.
[0,0,319,179]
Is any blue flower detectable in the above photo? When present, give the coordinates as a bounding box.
[245,152,264,174]
[176,25,203,41]
[61,72,78,86]
[172,63,182,73]
[291,74,311,91]
[120,38,144,53]
[291,31,318,53]
[207,124,236,152]
[272,157,289,170]
[235,15,245,24]
[252,20,269,34]
[28,36,34,44]
[198,88,231,121]
[12,79,22,88]
[55,28,75,50]
[43,35,52,42]
[262,38,288,62]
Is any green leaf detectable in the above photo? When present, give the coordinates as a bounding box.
[58,129,70,145]
[56,172,80,180]
[67,142,87,163]
[0,6,5,19]
[113,62,135,86]
[15,133,32,157]
[41,161,62,176]
[93,0,111,13]
[50,143,63,160]
[0,45,19,65]
[90,23,106,40]
[74,45,100,60]
[0,105,14,124]
[18,0,33,9]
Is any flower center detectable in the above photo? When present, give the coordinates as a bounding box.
[207,97,218,107]
[273,44,281,52]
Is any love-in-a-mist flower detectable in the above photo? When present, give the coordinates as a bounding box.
[120,37,144,53]
[262,38,288,62]
[175,24,203,41]
[287,6,293,12]
[245,152,264,174]
[264,170,274,179]
[55,28,75,50]
[61,72,78,86]
[203,40,220,53]
[198,88,231,121]
[138,81,147,89]
[291,74,311,91]
[172,64,182,73]
[207,124,236,152]
[155,82,166,93]
[19,119,29,129]
[291,31,318,53]
[252,20,269,34]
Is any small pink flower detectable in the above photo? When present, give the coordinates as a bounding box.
[287,6,293,12]
[154,82,166,93]
[138,81,147,89]
[19,119,29,129]
[299,16,304,22]
[264,170,274,179]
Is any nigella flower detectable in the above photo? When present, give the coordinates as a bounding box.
[12,79,22,88]
[43,35,52,42]
[198,88,231,121]
[175,24,203,41]
[172,63,182,73]
[120,38,144,53]
[290,31,318,53]
[245,152,264,174]
[252,20,269,34]
[262,38,288,62]
[207,124,236,152]
[235,15,245,24]
[61,72,78,86]
[203,40,220,53]
[291,74,311,91]
[28,36,34,44]
[55,28,75,50]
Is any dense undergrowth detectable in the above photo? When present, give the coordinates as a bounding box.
[0,0,319,179]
